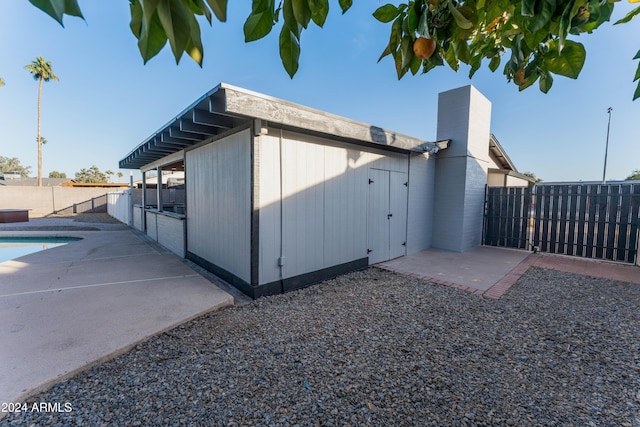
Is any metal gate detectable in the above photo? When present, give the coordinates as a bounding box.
[484,186,532,250]
[484,183,640,264]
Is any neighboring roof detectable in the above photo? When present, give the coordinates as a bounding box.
[60,181,130,188]
[487,168,537,184]
[0,177,69,187]
[119,83,430,170]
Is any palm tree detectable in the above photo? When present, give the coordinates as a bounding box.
[25,57,58,186]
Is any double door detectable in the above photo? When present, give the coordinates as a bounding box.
[367,169,408,264]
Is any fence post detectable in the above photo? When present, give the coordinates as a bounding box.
[636,227,640,267]
[129,173,134,227]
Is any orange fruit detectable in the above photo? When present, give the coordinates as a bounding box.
[514,67,525,85]
[413,37,436,60]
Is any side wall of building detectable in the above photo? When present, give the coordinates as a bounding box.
[257,129,411,291]
[406,152,436,254]
[185,128,252,284]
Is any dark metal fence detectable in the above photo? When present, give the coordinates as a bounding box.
[484,186,532,250]
[484,183,640,264]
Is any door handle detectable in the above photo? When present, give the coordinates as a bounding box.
[387,213,393,219]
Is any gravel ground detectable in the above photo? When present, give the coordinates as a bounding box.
[2,266,639,426]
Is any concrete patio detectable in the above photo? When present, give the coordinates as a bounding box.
[379,246,640,299]
[0,216,234,407]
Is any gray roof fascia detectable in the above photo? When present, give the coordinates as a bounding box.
[119,82,433,169]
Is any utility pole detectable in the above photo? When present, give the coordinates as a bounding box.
[602,107,613,184]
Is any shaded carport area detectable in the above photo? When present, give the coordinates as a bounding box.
[0,218,233,406]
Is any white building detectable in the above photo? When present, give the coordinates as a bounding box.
[119,83,525,298]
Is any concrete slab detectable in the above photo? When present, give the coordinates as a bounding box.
[379,246,531,292]
[0,218,234,406]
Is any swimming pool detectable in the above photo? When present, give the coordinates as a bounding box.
[0,237,81,263]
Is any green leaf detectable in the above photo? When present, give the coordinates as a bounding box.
[634,60,640,82]
[244,0,276,42]
[338,0,352,14]
[29,0,84,26]
[389,16,403,51]
[447,2,473,29]
[542,39,586,79]
[410,54,422,75]
[156,0,191,63]
[205,0,227,22]
[444,43,459,71]
[279,26,300,78]
[308,0,329,27]
[63,0,83,18]
[400,36,413,69]
[283,0,302,37]
[454,38,471,64]
[137,10,168,63]
[634,81,640,101]
[373,4,400,23]
[190,0,213,24]
[614,5,640,25]
[469,54,482,78]
[418,6,430,37]
[377,43,392,63]
[292,0,312,28]
[528,0,556,33]
[185,6,204,65]
[539,70,554,93]
[142,0,161,29]
[407,6,418,34]
[521,0,536,17]
[130,0,143,37]
[489,54,501,72]
[558,0,573,53]
[635,48,640,60]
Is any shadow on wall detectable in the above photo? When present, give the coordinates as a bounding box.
[52,195,107,215]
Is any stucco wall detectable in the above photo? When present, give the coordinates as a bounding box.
[432,85,492,252]
[0,187,112,216]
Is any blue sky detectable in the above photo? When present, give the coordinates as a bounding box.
[0,1,638,182]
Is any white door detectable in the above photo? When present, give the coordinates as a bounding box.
[389,171,408,259]
[367,169,407,264]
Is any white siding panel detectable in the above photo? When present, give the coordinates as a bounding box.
[281,137,325,278]
[186,129,251,283]
[258,129,409,284]
[258,134,282,285]
[323,144,368,266]
[146,212,158,240]
[406,153,435,254]
[156,214,185,258]
[133,206,143,231]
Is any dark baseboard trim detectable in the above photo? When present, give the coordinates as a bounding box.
[187,252,368,299]
[186,251,253,297]
[262,258,369,294]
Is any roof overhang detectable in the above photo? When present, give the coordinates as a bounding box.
[119,83,433,169]
[489,134,518,172]
[488,168,537,184]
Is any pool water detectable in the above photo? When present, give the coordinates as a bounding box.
[0,237,81,263]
